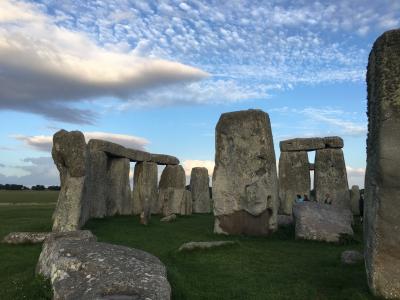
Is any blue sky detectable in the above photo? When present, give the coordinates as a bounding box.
[0,0,399,187]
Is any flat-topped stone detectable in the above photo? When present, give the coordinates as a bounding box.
[323,136,344,148]
[280,136,344,152]
[280,138,325,152]
[36,230,170,300]
[88,139,151,162]
[150,154,179,165]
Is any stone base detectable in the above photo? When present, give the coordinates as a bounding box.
[214,209,272,236]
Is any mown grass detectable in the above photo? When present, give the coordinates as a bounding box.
[0,191,379,300]
[0,190,58,204]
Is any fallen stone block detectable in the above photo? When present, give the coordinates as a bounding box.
[293,202,353,243]
[2,232,50,244]
[160,214,177,222]
[178,241,236,252]
[36,230,171,300]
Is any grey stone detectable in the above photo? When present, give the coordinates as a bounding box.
[86,150,108,218]
[293,202,353,243]
[323,136,344,148]
[106,158,133,216]
[350,185,360,215]
[158,165,186,216]
[309,163,315,171]
[190,167,212,213]
[213,109,279,236]
[132,162,158,215]
[341,250,364,265]
[88,139,151,162]
[277,215,293,227]
[314,148,350,208]
[160,214,177,222]
[2,232,50,244]
[52,130,88,232]
[180,190,193,215]
[178,241,236,252]
[278,151,310,215]
[365,29,400,299]
[36,231,170,300]
[150,154,179,165]
[280,138,325,152]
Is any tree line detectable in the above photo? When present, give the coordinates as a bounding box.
[0,184,60,191]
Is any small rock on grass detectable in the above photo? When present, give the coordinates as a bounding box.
[160,214,177,222]
[341,250,364,264]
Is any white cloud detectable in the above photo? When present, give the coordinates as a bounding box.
[182,159,215,176]
[0,0,208,123]
[13,131,150,152]
[346,166,365,188]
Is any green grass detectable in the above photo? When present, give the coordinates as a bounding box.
[0,191,379,300]
[0,190,58,204]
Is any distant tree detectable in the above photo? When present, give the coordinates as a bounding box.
[47,185,61,191]
[31,185,46,191]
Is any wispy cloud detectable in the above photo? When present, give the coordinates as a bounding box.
[13,131,150,152]
[272,106,367,137]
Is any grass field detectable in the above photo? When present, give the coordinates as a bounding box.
[0,191,378,300]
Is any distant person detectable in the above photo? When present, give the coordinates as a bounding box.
[324,193,332,205]
[303,194,310,201]
[295,194,303,203]
[359,194,364,223]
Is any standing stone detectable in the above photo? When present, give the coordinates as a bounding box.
[278,151,310,215]
[106,158,132,216]
[85,150,108,219]
[213,110,279,236]
[190,167,212,213]
[365,29,400,299]
[52,130,88,232]
[314,148,350,208]
[350,185,360,215]
[133,162,159,215]
[158,165,186,216]
[180,190,192,215]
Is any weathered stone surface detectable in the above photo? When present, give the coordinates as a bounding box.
[180,190,193,215]
[323,136,344,148]
[52,130,88,232]
[190,167,211,213]
[178,241,236,252]
[277,215,293,227]
[278,151,310,215]
[159,165,186,216]
[213,109,279,236]
[350,185,360,215]
[293,202,353,243]
[85,150,108,219]
[280,138,325,152]
[132,161,158,215]
[341,250,364,265]
[150,154,179,165]
[2,232,50,244]
[160,214,177,222]
[36,231,170,300]
[365,29,400,299]
[314,148,350,208]
[106,158,133,216]
[52,130,87,178]
[88,139,151,162]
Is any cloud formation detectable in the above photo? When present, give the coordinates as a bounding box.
[182,159,215,176]
[0,0,208,123]
[13,131,150,152]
